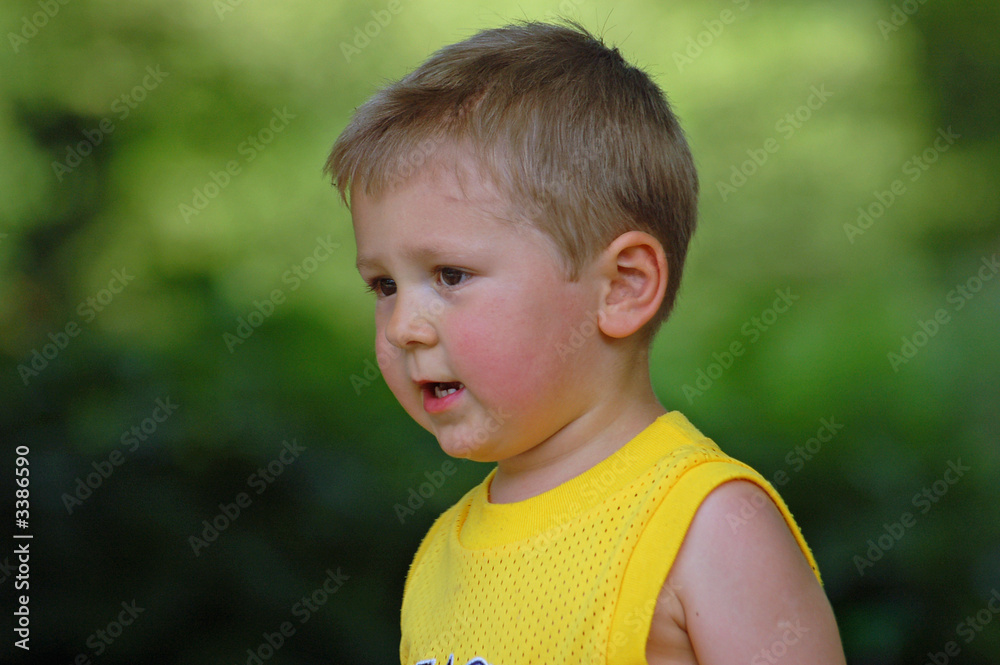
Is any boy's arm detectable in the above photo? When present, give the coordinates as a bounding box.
[663,480,847,664]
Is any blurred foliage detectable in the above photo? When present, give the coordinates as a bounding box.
[1,0,998,663]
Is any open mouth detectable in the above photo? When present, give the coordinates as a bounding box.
[421,381,465,413]
[431,381,464,398]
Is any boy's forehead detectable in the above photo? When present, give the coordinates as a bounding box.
[351,154,526,233]
[350,169,561,270]
[356,146,507,207]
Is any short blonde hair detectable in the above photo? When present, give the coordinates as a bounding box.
[326,19,698,338]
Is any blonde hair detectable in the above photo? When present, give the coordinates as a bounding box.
[326,19,698,338]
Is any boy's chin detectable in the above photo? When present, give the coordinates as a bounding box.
[411,407,515,462]
[433,431,501,463]
[435,437,488,461]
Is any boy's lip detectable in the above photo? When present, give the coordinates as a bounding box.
[417,380,465,414]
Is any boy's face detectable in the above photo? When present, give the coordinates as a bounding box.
[351,155,603,463]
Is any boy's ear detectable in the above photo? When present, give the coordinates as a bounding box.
[595,231,668,339]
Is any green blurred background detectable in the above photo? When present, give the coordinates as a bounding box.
[2,0,998,662]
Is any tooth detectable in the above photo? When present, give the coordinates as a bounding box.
[434,384,461,398]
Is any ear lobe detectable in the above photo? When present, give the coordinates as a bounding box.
[597,231,668,339]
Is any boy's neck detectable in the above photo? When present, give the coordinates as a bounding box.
[488,380,667,504]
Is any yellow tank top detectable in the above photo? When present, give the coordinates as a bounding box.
[400,411,821,665]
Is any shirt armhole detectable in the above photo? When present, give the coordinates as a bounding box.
[607,459,822,664]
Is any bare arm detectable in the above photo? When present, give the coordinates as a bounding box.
[664,480,846,664]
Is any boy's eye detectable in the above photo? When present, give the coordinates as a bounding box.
[438,267,468,287]
[365,277,396,297]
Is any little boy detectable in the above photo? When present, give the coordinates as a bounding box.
[327,20,846,665]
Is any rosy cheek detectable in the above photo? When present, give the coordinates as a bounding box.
[447,308,557,415]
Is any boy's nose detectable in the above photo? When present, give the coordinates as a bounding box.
[384,290,438,349]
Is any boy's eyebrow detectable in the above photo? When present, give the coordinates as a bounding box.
[355,255,379,272]
[356,241,486,273]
